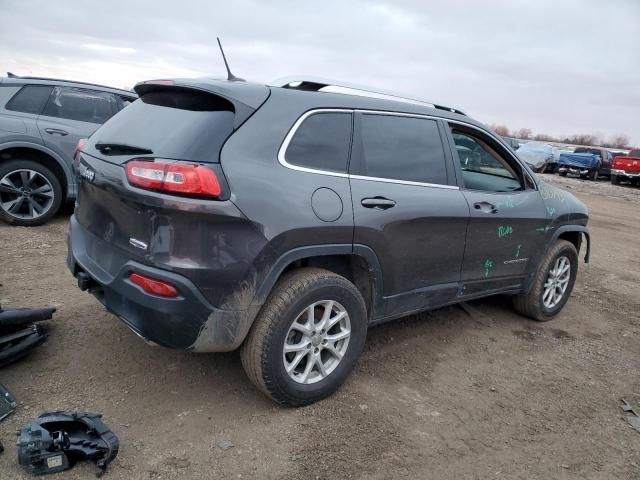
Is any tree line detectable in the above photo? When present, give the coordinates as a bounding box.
[490,125,630,149]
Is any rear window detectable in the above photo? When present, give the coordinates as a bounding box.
[5,85,53,114]
[88,89,235,163]
[285,112,352,173]
[359,114,448,185]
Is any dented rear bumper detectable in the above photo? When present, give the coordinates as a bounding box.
[67,215,253,352]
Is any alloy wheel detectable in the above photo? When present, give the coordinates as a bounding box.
[0,169,55,220]
[542,255,571,309]
[283,300,351,384]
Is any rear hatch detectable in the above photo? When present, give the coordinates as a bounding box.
[73,81,269,303]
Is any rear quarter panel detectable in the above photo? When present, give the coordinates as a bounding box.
[220,88,355,305]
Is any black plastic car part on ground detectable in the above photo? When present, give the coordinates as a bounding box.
[0,306,54,367]
[68,76,591,406]
[17,411,119,476]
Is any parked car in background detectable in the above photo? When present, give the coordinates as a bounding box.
[516,142,555,173]
[68,75,590,406]
[501,136,520,151]
[611,149,640,185]
[576,147,613,176]
[0,73,137,226]
[558,151,601,180]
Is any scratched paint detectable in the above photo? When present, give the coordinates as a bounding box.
[484,259,494,277]
[536,224,553,233]
[497,225,513,238]
[504,258,528,265]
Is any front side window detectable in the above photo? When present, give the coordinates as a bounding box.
[359,114,448,184]
[5,85,53,114]
[451,129,523,192]
[42,87,119,124]
[285,112,352,173]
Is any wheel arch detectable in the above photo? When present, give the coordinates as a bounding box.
[252,244,383,320]
[0,142,74,200]
[553,226,590,264]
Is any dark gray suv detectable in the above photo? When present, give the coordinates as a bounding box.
[0,74,136,225]
[68,76,590,406]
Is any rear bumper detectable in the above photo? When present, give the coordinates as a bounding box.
[558,166,592,175]
[67,215,255,352]
[611,169,640,178]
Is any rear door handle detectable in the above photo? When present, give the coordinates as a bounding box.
[361,197,396,210]
[473,201,498,214]
[44,128,69,136]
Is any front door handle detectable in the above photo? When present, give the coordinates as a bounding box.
[361,197,396,210]
[473,201,498,214]
[44,128,69,136]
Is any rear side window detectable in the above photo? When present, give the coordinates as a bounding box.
[359,114,448,184]
[5,85,53,114]
[42,87,119,124]
[285,112,352,173]
[88,88,235,163]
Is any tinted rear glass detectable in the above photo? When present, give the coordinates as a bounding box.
[5,85,53,114]
[285,112,352,173]
[88,89,235,163]
[360,114,448,184]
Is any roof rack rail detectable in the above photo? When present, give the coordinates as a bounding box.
[270,76,466,116]
[4,72,134,94]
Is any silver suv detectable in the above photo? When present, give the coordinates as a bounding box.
[0,73,136,226]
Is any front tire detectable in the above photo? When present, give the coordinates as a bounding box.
[588,168,599,181]
[512,240,578,321]
[611,175,620,185]
[241,268,367,406]
[0,160,62,226]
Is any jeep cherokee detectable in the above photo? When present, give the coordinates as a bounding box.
[67,76,590,406]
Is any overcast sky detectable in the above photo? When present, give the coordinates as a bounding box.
[1,0,638,144]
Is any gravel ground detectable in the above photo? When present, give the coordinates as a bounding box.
[0,173,639,479]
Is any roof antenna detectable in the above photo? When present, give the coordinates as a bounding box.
[217,37,244,82]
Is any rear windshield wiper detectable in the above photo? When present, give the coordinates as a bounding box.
[94,142,153,156]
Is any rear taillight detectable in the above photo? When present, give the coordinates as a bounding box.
[129,273,178,298]
[125,159,221,197]
[73,138,88,165]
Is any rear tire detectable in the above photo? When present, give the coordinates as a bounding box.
[241,268,367,406]
[512,240,578,321]
[0,160,62,226]
[559,170,567,177]
[588,169,599,181]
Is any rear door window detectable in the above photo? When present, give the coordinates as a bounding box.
[284,112,352,173]
[357,114,448,185]
[5,85,53,114]
[42,87,119,124]
[87,88,235,163]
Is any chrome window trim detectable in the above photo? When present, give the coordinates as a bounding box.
[277,108,352,178]
[278,108,460,190]
[350,174,459,190]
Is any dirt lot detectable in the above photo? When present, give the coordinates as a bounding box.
[0,173,639,479]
